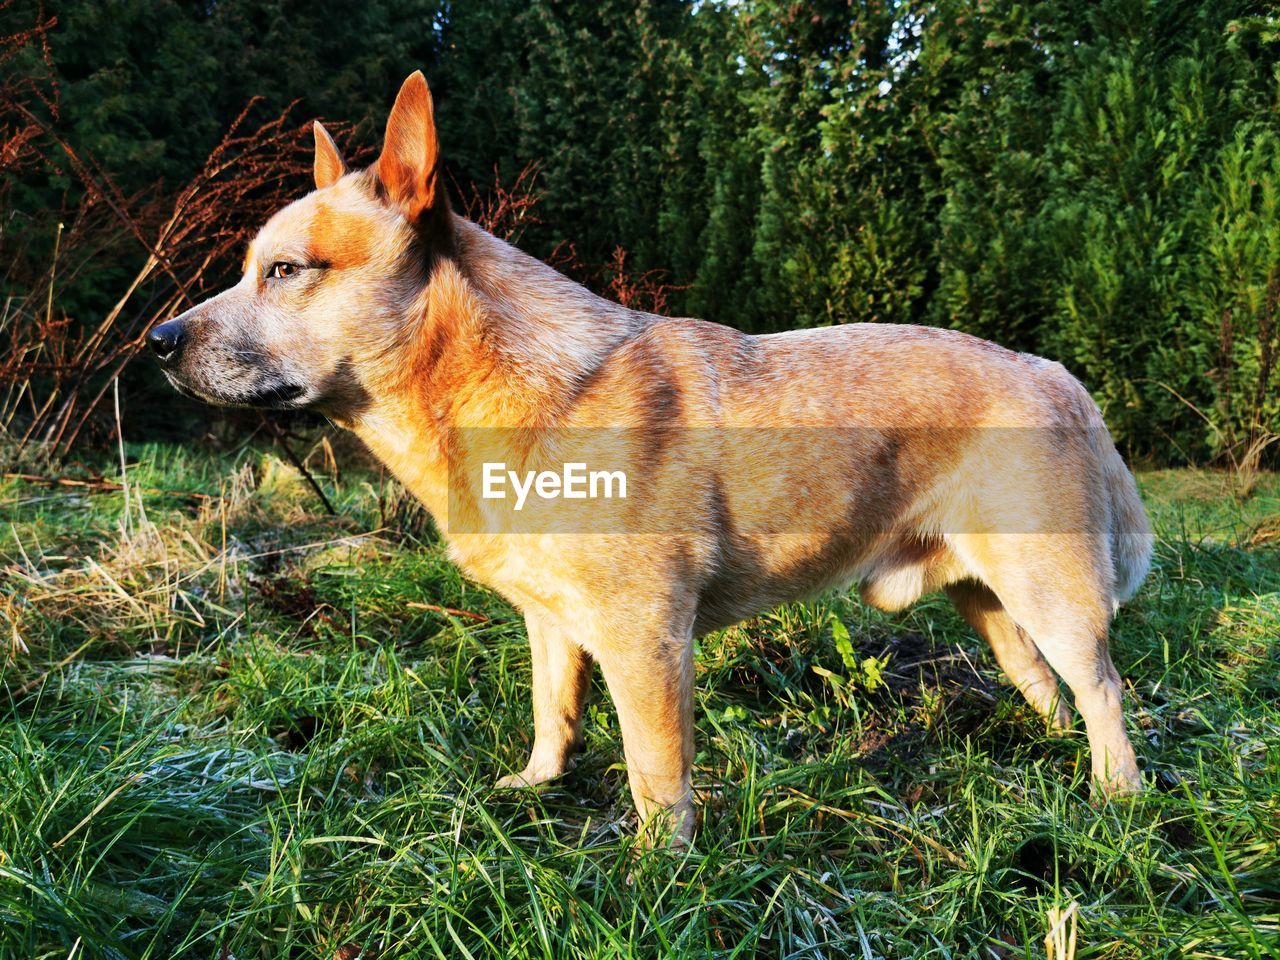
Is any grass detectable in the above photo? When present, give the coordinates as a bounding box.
[1,443,1278,959]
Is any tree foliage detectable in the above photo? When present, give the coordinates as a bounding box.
[4,0,1278,461]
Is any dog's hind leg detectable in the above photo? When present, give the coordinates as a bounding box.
[949,533,1143,798]
[496,611,594,789]
[945,580,1072,731]
[1022,614,1142,797]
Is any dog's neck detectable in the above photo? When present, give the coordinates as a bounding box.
[451,217,641,393]
[346,215,644,526]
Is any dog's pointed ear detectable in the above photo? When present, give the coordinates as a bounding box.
[313,121,347,189]
[376,71,440,220]
[313,121,347,190]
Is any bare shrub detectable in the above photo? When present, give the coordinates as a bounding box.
[0,5,368,460]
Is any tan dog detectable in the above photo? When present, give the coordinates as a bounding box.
[149,72,1153,843]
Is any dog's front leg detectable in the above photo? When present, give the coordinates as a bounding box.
[598,633,695,845]
[496,611,593,789]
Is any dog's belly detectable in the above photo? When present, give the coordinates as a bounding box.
[691,531,873,634]
[681,417,962,633]
[690,524,957,635]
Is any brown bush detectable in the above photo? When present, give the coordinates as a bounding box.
[0,5,368,459]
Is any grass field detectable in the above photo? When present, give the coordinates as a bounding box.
[1,442,1277,959]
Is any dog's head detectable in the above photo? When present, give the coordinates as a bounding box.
[148,72,450,417]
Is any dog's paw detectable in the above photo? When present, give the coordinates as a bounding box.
[1091,765,1144,803]
[1047,700,1075,735]
[494,767,560,790]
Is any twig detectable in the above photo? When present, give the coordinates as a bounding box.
[1,472,212,501]
[406,601,491,623]
[113,377,128,535]
[262,416,336,516]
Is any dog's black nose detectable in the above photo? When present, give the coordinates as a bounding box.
[146,319,185,364]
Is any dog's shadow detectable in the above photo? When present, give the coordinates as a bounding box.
[493,613,1016,847]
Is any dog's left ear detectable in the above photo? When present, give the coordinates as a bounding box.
[376,71,441,221]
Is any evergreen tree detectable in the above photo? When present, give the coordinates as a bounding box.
[5,0,1277,460]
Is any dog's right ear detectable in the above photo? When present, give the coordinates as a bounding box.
[313,121,347,190]
[375,71,441,222]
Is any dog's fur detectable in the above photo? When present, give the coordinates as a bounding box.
[154,72,1153,843]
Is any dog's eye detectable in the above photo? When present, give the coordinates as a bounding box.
[267,262,300,280]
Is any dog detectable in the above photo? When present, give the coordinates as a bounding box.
[149,71,1153,844]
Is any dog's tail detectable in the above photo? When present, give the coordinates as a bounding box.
[1102,441,1153,603]
[1061,370,1153,604]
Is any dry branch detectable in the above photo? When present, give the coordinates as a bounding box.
[1,8,368,460]
[1,471,213,501]
[405,602,492,623]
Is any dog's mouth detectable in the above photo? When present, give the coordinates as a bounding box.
[166,373,307,410]
[240,382,306,407]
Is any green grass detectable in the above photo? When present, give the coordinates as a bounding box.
[2,445,1278,959]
